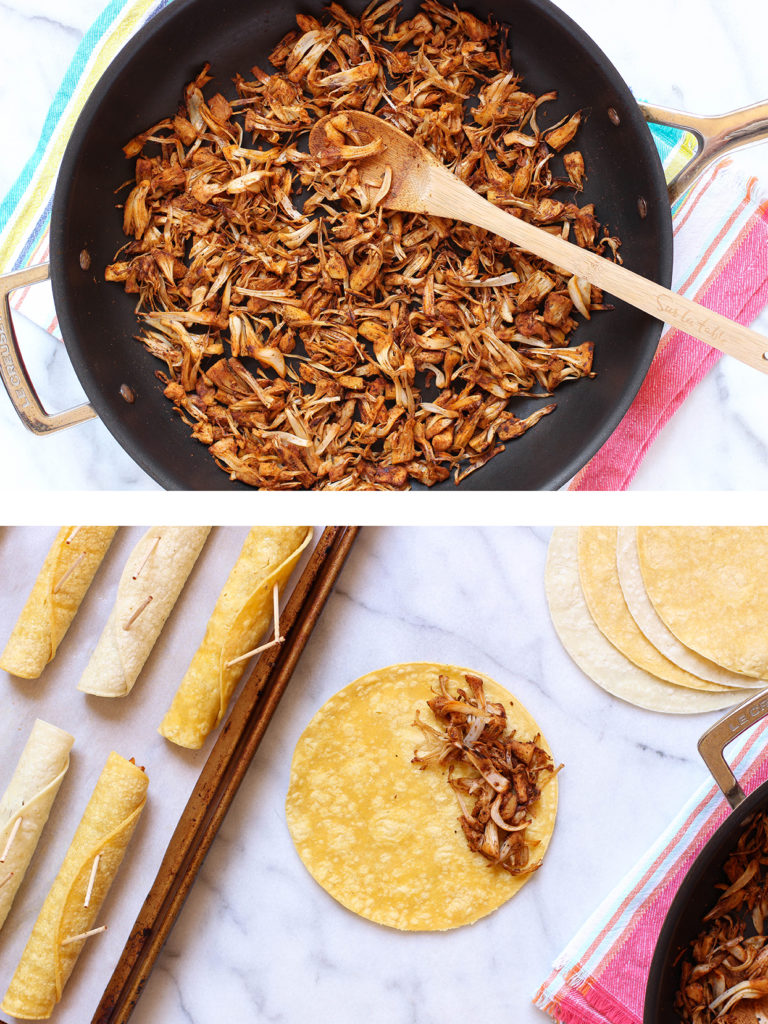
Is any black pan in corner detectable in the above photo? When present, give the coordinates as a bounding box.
[645,689,768,1024]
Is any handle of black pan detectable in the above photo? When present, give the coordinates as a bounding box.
[638,100,768,205]
[0,263,96,434]
[698,688,768,810]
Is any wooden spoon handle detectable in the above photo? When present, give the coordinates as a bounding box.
[426,167,768,374]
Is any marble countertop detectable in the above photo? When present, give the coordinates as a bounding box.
[0,525,753,1023]
[1,0,768,490]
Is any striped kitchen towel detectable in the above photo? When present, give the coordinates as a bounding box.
[0,1,766,489]
[0,0,172,329]
[534,714,768,1024]
[569,157,768,490]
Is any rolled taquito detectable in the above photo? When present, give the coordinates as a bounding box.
[1,752,148,1020]
[159,526,312,749]
[0,528,117,679]
[78,526,211,697]
[0,720,74,932]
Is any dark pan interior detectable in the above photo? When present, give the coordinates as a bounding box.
[50,0,673,490]
[644,783,768,1024]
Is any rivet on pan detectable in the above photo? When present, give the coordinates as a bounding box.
[79,249,91,271]
[637,196,648,218]
[120,384,136,404]
[608,107,621,126]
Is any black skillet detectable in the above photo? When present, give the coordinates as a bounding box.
[0,0,747,489]
[645,688,768,1024]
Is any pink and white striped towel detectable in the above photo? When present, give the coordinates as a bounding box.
[570,161,768,490]
[534,714,768,1023]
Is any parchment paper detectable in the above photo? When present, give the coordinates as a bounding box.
[0,526,316,1023]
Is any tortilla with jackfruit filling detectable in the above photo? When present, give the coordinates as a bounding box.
[78,526,211,698]
[1,752,147,1020]
[0,527,117,679]
[285,662,558,931]
[159,525,311,749]
[0,720,74,933]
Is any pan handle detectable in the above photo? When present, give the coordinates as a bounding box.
[638,100,768,204]
[698,688,768,810]
[0,263,96,434]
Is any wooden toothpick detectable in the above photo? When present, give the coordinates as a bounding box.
[0,871,14,891]
[53,551,85,594]
[61,925,107,947]
[65,527,81,545]
[123,595,153,631]
[225,635,284,668]
[132,535,161,580]
[0,817,22,863]
[224,582,285,668]
[83,854,101,908]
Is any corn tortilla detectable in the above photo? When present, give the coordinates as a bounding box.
[637,527,768,678]
[0,527,117,679]
[615,527,761,689]
[159,526,312,749]
[1,752,148,1020]
[0,720,74,933]
[78,527,211,698]
[546,528,750,714]
[285,662,558,931]
[577,527,727,693]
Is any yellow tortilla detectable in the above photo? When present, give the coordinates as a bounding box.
[0,720,74,932]
[78,527,211,697]
[285,662,558,931]
[546,528,751,714]
[0,527,117,679]
[577,527,727,693]
[615,527,761,689]
[637,527,768,678]
[1,752,148,1021]
[159,526,312,749]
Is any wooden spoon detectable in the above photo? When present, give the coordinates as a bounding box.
[309,111,768,375]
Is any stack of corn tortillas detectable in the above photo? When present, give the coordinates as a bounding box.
[546,527,768,714]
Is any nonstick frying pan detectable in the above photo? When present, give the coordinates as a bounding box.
[0,0,765,490]
[645,687,768,1024]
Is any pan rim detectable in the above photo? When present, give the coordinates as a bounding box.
[643,780,768,1024]
[49,0,674,492]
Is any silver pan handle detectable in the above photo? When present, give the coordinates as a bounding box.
[698,688,768,810]
[0,263,96,434]
[638,100,768,205]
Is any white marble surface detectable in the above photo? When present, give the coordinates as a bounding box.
[0,526,750,1022]
[0,0,768,490]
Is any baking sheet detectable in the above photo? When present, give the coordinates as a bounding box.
[0,525,317,1022]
